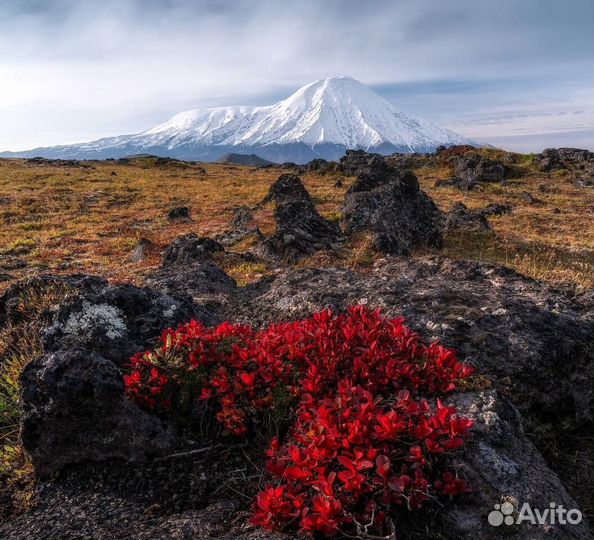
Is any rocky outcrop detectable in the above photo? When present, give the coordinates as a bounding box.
[445,202,492,233]
[443,390,591,540]
[215,206,264,247]
[161,233,224,266]
[2,252,592,539]
[341,157,444,254]
[233,257,593,430]
[339,149,383,176]
[255,174,343,262]
[0,274,106,329]
[537,148,594,171]
[147,260,237,302]
[260,173,313,205]
[42,280,215,364]
[444,152,506,190]
[20,348,175,479]
[536,148,594,186]
[166,206,192,222]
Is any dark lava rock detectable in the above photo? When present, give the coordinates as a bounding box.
[230,206,256,231]
[537,147,593,171]
[0,274,107,329]
[479,203,513,217]
[450,152,506,190]
[148,261,237,302]
[445,202,492,233]
[435,144,477,159]
[536,148,566,172]
[232,256,593,431]
[166,206,192,222]
[338,149,383,176]
[20,348,175,479]
[162,233,224,266]
[443,390,592,540]
[129,237,153,263]
[341,157,443,255]
[260,173,312,205]
[305,158,329,172]
[215,206,264,248]
[42,281,215,365]
[536,148,594,186]
[255,174,343,262]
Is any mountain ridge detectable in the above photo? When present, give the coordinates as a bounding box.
[1,77,474,163]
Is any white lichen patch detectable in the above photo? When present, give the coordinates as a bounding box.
[63,301,127,340]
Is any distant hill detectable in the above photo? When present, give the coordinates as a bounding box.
[0,77,474,164]
[216,153,273,166]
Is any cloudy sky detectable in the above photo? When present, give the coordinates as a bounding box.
[1,0,592,152]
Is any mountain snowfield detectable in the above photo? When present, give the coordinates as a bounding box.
[1,77,474,163]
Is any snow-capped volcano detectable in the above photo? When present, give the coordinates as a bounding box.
[1,77,473,163]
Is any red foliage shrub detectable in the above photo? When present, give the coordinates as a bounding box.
[124,306,474,537]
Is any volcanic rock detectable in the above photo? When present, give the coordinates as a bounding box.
[443,390,592,540]
[449,152,506,190]
[41,280,214,364]
[20,348,175,479]
[232,256,593,431]
[215,206,264,247]
[341,157,443,255]
[255,174,343,262]
[445,202,492,233]
[162,233,224,266]
[339,149,383,176]
[167,206,192,222]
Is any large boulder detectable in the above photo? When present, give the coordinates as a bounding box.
[147,260,237,303]
[20,348,175,479]
[0,274,106,329]
[162,233,224,266]
[255,174,343,262]
[445,202,492,233]
[449,152,506,190]
[231,256,593,431]
[536,148,566,172]
[442,390,591,540]
[341,157,444,255]
[536,148,594,186]
[339,149,383,176]
[260,173,312,205]
[215,206,264,247]
[42,281,215,365]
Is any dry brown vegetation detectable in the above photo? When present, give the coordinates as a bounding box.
[0,150,591,294]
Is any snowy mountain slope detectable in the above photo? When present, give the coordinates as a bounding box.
[1,77,474,163]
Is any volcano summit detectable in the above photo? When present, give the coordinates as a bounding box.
[1,77,473,163]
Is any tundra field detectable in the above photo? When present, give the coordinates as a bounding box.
[0,148,591,294]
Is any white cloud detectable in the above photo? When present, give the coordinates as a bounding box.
[0,0,592,151]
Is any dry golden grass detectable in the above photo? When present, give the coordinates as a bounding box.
[0,152,591,293]
[413,153,593,287]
